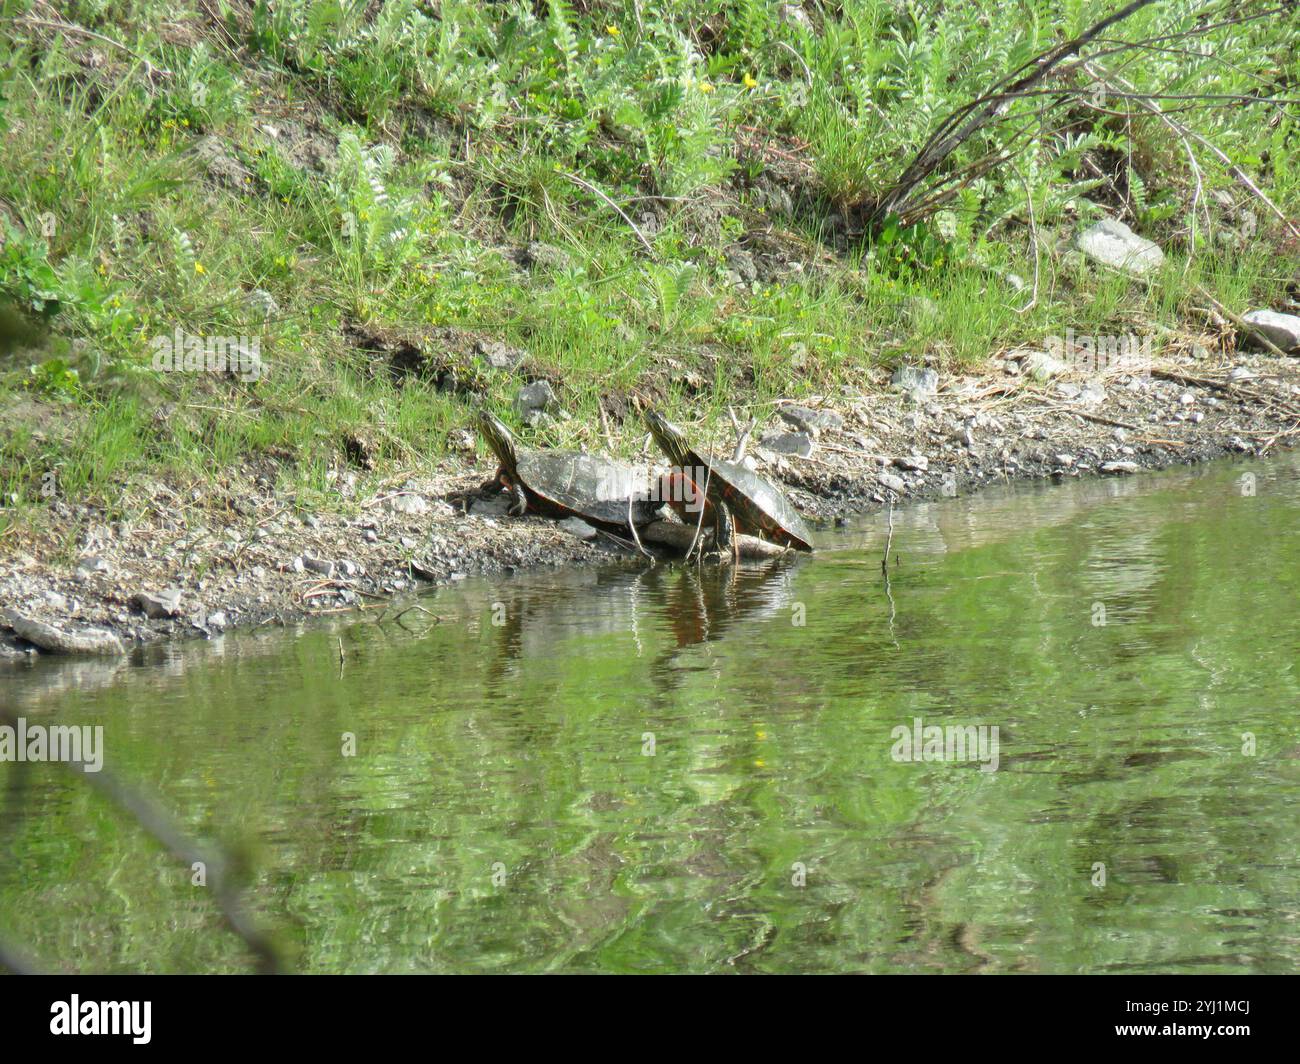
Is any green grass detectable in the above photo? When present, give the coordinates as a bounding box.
[0,0,1296,525]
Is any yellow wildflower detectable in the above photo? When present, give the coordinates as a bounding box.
[606,25,620,37]
[699,81,715,94]
[743,73,758,89]
[194,262,206,275]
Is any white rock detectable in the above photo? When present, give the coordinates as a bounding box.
[557,517,597,540]
[1075,218,1165,276]
[1241,310,1300,353]
[386,493,431,516]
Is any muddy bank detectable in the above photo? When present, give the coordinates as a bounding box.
[3,348,1298,661]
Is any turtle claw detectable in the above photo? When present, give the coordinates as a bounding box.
[507,482,528,516]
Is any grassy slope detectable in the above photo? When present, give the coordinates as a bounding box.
[0,0,1297,533]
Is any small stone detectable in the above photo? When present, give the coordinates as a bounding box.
[1179,392,1195,406]
[1100,461,1141,474]
[516,380,556,415]
[133,588,183,619]
[891,365,939,398]
[74,556,112,580]
[778,404,844,433]
[557,517,597,540]
[207,611,227,630]
[894,454,929,472]
[1023,350,1068,381]
[43,590,68,611]
[523,242,572,272]
[364,529,379,543]
[244,288,279,320]
[879,473,906,494]
[475,339,528,371]
[386,493,431,516]
[1079,380,1107,405]
[470,494,512,517]
[301,555,335,577]
[1053,454,1076,468]
[1075,218,1165,276]
[336,559,360,578]
[758,430,815,458]
[1241,310,1300,352]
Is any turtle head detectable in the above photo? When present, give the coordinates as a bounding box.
[477,410,519,476]
[643,409,692,469]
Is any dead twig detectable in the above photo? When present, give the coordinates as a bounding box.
[561,171,657,258]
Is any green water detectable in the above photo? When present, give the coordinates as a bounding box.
[3,454,1298,974]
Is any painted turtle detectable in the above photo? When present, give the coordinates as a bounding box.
[478,412,657,533]
[644,410,814,552]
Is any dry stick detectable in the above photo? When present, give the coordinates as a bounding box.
[685,460,714,563]
[1190,282,1291,359]
[597,400,614,448]
[1150,368,1300,417]
[336,636,345,677]
[880,490,897,573]
[1256,421,1300,450]
[561,171,656,257]
[727,407,759,462]
[875,0,1161,222]
[0,710,280,972]
[15,14,173,76]
[626,493,653,562]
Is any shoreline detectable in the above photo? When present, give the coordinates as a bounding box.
[3,349,1298,662]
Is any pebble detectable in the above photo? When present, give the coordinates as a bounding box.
[557,517,598,540]
[891,365,939,399]
[386,494,430,516]
[301,555,334,577]
[133,588,183,619]
[778,404,844,433]
[516,380,557,415]
[758,430,815,458]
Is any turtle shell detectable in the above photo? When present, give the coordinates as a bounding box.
[518,451,658,530]
[644,411,814,551]
[479,411,655,532]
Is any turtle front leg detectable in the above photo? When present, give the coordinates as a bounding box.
[507,480,528,516]
[480,467,507,495]
[713,501,737,564]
